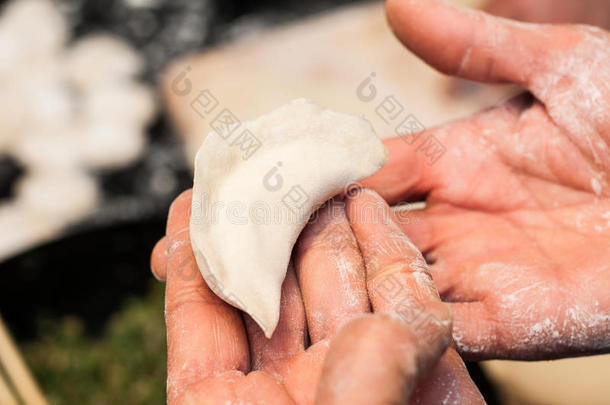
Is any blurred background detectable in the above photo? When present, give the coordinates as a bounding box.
[0,0,608,404]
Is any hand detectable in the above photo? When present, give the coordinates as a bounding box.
[484,0,610,29]
[364,0,610,360]
[150,190,482,404]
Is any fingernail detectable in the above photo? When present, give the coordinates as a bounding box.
[346,186,383,201]
[345,187,392,225]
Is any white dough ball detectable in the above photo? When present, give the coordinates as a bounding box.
[0,26,22,77]
[0,84,27,150]
[0,202,64,261]
[84,82,156,127]
[64,35,144,90]
[25,81,73,130]
[0,0,67,72]
[12,127,82,169]
[79,123,146,169]
[15,170,98,222]
[11,62,73,129]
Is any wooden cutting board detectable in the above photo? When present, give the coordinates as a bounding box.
[161,1,514,166]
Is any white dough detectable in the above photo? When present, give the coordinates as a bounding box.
[64,34,143,90]
[0,0,67,76]
[190,99,387,337]
[80,123,146,169]
[15,171,98,222]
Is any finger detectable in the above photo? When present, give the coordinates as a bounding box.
[315,309,451,405]
[361,94,532,207]
[346,188,440,307]
[345,189,483,403]
[392,207,438,253]
[385,0,558,85]
[244,265,307,371]
[427,260,470,302]
[349,193,485,303]
[429,255,498,304]
[360,115,478,205]
[451,299,610,361]
[410,349,485,404]
[295,199,370,344]
[151,236,167,281]
[360,136,441,205]
[449,301,499,361]
[165,189,250,402]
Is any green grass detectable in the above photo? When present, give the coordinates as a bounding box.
[23,282,166,405]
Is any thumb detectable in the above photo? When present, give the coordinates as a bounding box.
[315,307,451,405]
[385,0,558,85]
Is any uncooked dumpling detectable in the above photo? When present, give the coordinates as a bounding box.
[190,98,387,337]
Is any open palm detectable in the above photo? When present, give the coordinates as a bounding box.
[365,0,610,360]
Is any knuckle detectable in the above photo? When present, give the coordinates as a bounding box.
[368,258,428,282]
